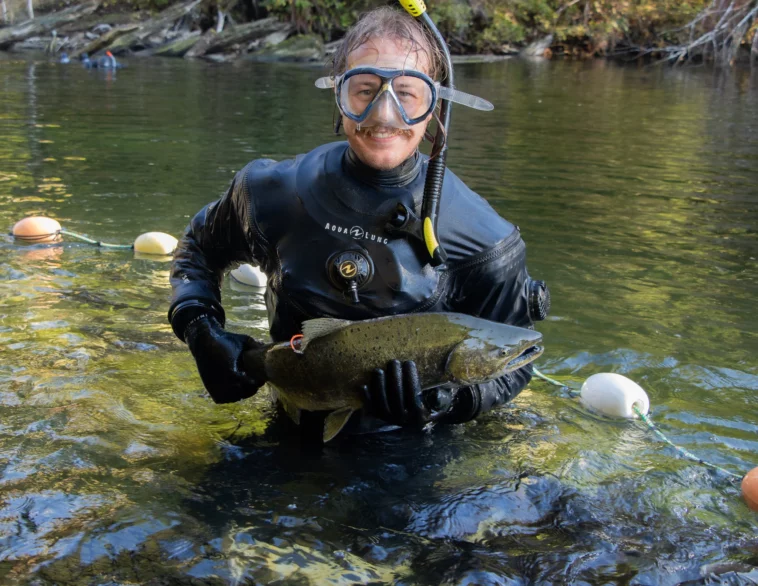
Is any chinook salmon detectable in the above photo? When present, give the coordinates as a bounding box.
[241,312,543,442]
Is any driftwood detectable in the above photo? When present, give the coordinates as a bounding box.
[57,12,145,35]
[184,16,288,58]
[147,30,201,57]
[70,24,140,58]
[643,0,758,66]
[0,1,100,49]
[105,0,202,55]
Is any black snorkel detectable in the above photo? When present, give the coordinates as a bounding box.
[390,0,452,266]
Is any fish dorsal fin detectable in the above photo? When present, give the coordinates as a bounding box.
[301,317,353,350]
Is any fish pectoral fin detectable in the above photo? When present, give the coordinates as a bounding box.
[323,407,354,442]
[277,394,301,425]
[300,317,353,350]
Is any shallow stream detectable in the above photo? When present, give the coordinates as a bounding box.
[0,55,757,584]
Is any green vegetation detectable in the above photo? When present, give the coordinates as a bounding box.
[256,0,711,50]
[257,0,758,61]
[4,0,757,62]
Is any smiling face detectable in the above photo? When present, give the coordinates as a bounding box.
[342,36,433,171]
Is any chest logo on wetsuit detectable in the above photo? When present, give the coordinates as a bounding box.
[324,222,389,245]
[339,260,358,279]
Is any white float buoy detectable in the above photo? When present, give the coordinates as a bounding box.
[12,216,62,242]
[230,263,267,287]
[579,372,650,419]
[133,232,178,255]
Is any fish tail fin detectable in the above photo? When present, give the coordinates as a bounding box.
[323,407,354,442]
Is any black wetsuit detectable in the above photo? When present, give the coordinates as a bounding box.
[169,142,547,424]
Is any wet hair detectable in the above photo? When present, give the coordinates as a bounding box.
[331,6,445,81]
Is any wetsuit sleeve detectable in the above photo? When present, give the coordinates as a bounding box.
[168,168,257,341]
[442,235,535,423]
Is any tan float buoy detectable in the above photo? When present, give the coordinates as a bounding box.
[742,467,758,511]
[12,216,62,243]
[133,232,178,255]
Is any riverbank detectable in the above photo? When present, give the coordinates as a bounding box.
[1,0,757,66]
[0,0,550,65]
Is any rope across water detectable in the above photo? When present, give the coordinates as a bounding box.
[60,229,134,249]
[532,368,743,482]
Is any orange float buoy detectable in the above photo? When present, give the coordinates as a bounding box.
[12,216,62,243]
[742,467,758,512]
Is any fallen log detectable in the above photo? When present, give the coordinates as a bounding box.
[70,24,140,58]
[147,30,201,57]
[104,0,202,55]
[184,17,290,58]
[57,12,145,35]
[0,1,100,50]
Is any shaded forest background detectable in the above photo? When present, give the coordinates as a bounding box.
[2,0,758,63]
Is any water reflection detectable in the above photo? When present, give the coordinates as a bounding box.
[0,55,756,583]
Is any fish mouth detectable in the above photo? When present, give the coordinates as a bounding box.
[504,345,544,372]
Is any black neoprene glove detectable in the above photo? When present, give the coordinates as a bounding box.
[184,315,266,404]
[360,360,438,427]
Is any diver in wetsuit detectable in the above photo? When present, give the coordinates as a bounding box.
[168,6,550,430]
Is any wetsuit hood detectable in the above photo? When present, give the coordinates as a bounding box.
[344,147,422,189]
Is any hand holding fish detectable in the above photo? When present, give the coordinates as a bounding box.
[361,360,433,427]
[242,312,544,441]
[185,315,267,404]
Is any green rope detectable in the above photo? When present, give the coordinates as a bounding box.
[532,367,581,396]
[533,367,743,482]
[532,367,571,389]
[632,405,742,481]
[60,229,133,250]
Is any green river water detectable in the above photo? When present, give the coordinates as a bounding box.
[0,54,757,585]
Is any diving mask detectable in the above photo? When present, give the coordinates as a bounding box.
[315,67,493,130]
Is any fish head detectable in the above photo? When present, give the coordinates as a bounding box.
[445,324,544,385]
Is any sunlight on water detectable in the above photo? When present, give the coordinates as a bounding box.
[0,55,756,584]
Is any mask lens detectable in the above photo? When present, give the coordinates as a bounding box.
[340,73,383,118]
[391,75,433,120]
[339,70,435,124]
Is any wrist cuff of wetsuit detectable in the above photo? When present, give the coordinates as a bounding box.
[169,300,225,342]
[439,387,482,424]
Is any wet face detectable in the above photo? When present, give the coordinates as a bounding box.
[342,37,433,171]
